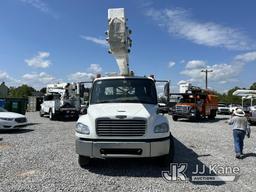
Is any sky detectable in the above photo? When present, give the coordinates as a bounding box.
[0,0,256,93]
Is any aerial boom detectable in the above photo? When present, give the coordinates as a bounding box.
[107,8,132,76]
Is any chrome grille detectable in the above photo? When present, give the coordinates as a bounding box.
[15,118,27,123]
[176,106,190,113]
[96,119,146,136]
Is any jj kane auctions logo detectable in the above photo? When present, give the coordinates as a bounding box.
[162,163,240,182]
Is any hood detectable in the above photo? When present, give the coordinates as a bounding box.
[0,112,26,118]
[176,103,196,107]
[88,103,156,119]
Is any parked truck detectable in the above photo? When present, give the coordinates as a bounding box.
[171,86,218,121]
[40,83,80,120]
[75,8,174,167]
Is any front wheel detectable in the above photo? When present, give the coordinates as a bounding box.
[49,109,55,120]
[78,155,90,168]
[208,110,216,120]
[172,116,178,121]
[39,109,44,117]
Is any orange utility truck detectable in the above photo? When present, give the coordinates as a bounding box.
[171,86,218,121]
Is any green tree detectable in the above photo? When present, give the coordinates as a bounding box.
[8,84,36,98]
[40,87,47,94]
[249,82,256,90]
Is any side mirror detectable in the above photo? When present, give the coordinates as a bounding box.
[157,103,169,114]
[157,107,169,114]
[81,107,87,115]
[164,82,170,97]
[80,102,88,115]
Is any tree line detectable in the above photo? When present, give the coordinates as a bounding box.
[4,82,256,105]
[6,85,46,98]
[215,82,256,105]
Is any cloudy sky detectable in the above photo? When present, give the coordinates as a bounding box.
[0,0,256,92]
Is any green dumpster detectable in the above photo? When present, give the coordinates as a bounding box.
[4,98,27,115]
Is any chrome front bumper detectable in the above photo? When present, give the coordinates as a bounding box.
[76,137,170,158]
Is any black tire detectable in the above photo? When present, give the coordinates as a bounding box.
[159,135,175,167]
[73,113,79,121]
[78,155,90,168]
[208,110,216,120]
[49,109,55,120]
[172,116,178,121]
[39,109,44,117]
[194,112,201,121]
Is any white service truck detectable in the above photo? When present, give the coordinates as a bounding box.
[75,8,174,167]
[40,83,80,120]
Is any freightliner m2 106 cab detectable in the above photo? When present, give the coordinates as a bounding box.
[75,8,174,167]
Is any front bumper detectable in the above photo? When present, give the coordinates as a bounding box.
[56,109,79,117]
[76,137,170,158]
[172,112,197,119]
[0,122,28,129]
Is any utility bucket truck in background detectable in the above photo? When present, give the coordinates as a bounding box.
[75,8,174,167]
[40,83,81,120]
[171,85,218,121]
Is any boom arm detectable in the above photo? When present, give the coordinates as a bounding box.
[107,8,132,76]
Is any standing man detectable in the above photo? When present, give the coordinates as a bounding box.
[228,108,251,159]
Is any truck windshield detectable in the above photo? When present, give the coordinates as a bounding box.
[90,79,157,104]
[179,98,195,103]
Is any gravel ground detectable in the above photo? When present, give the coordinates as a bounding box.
[0,112,255,192]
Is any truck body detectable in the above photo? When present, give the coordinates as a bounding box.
[40,83,80,120]
[75,8,174,167]
[248,106,256,124]
[217,103,230,115]
[75,76,173,166]
[171,87,218,121]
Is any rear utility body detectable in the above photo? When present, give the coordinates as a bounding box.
[40,83,80,120]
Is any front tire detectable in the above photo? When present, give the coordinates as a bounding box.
[172,116,178,121]
[49,109,55,120]
[208,110,216,120]
[39,109,44,117]
[78,155,90,168]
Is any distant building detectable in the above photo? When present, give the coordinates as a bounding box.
[0,82,9,98]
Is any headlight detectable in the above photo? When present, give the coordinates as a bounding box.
[190,109,196,113]
[76,123,90,134]
[0,117,14,121]
[154,123,169,133]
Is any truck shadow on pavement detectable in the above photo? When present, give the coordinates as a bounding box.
[0,128,34,134]
[176,116,230,124]
[86,137,225,186]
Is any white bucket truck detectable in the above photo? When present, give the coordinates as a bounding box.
[75,8,174,167]
[40,83,80,120]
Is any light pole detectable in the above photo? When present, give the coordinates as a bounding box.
[201,69,213,89]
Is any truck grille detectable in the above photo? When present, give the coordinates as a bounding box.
[176,106,190,113]
[96,119,146,136]
[219,109,229,113]
[15,117,27,123]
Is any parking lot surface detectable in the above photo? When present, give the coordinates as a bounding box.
[0,112,255,192]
